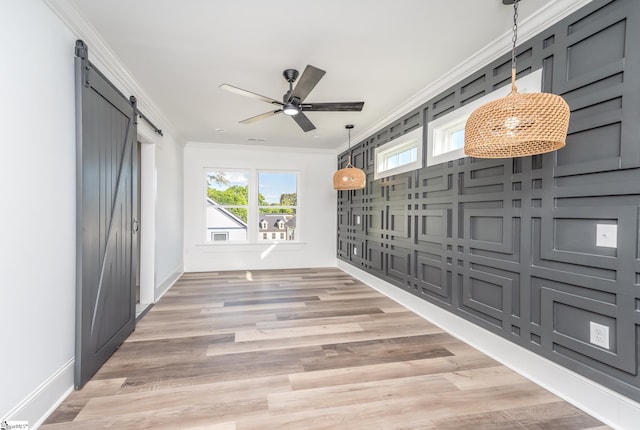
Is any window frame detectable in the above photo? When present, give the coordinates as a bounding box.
[374,126,424,180]
[204,168,300,245]
[205,169,250,243]
[257,170,299,243]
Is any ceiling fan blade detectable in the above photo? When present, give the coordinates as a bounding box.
[291,65,326,102]
[302,102,365,112]
[291,112,316,132]
[239,109,282,124]
[219,84,283,106]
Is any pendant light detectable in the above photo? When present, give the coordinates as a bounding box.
[464,0,570,158]
[333,124,366,190]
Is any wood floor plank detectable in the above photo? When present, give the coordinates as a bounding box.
[40,268,608,430]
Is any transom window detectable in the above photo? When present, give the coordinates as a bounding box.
[374,127,423,180]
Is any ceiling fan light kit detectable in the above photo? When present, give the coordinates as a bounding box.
[333,124,366,191]
[283,102,300,116]
[464,0,570,158]
[220,65,364,132]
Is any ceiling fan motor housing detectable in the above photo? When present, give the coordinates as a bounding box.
[283,69,299,83]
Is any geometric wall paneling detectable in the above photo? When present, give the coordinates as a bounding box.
[414,249,451,303]
[337,0,640,401]
[402,110,421,133]
[415,209,447,247]
[459,268,516,330]
[465,208,517,256]
[531,217,619,291]
[351,206,367,235]
[539,207,636,271]
[457,200,505,241]
[387,202,410,242]
[560,1,627,91]
[364,240,385,276]
[385,244,412,289]
[540,288,635,375]
[555,0,640,175]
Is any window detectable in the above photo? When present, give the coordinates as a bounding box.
[426,69,542,166]
[258,171,298,241]
[205,169,299,243]
[206,170,249,242]
[374,127,423,180]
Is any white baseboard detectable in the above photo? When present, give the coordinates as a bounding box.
[1,358,74,429]
[338,261,640,430]
[155,265,183,301]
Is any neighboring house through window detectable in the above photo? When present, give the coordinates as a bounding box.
[257,171,298,241]
[205,169,299,243]
[205,170,249,242]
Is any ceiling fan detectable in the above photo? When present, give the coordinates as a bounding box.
[219,65,364,132]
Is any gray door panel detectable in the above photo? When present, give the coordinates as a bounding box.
[74,41,137,389]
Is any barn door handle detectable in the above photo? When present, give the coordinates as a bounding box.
[132,219,139,233]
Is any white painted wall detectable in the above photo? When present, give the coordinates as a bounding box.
[153,133,184,299]
[184,143,337,272]
[0,0,185,425]
[0,0,76,423]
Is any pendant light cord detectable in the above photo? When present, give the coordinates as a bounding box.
[346,125,354,168]
[510,0,519,93]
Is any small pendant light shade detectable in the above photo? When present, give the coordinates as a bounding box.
[333,124,366,190]
[464,0,570,158]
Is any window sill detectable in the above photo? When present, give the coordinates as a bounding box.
[196,241,307,253]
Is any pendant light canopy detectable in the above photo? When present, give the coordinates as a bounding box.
[464,0,570,158]
[333,124,366,190]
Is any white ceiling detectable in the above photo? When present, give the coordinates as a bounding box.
[62,0,565,149]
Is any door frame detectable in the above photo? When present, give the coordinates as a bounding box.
[137,127,157,307]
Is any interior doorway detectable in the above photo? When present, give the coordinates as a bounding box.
[136,136,156,318]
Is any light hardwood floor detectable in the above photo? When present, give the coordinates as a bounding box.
[42,268,609,429]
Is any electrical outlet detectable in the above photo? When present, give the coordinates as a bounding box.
[589,321,610,349]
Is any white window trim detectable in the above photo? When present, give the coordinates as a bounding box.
[205,168,250,243]
[426,69,542,167]
[257,169,299,243]
[204,168,301,245]
[374,126,424,180]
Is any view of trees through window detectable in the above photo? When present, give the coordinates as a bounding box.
[205,170,298,242]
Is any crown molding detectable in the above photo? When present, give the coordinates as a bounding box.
[41,0,184,143]
[186,141,336,155]
[343,0,594,153]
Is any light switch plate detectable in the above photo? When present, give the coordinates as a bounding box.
[596,224,617,248]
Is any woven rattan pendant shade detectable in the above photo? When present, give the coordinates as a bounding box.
[333,124,366,190]
[464,69,570,158]
[333,164,366,190]
[464,0,570,159]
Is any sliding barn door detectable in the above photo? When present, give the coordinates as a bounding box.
[74,41,138,389]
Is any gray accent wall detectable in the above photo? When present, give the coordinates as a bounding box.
[337,0,640,402]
